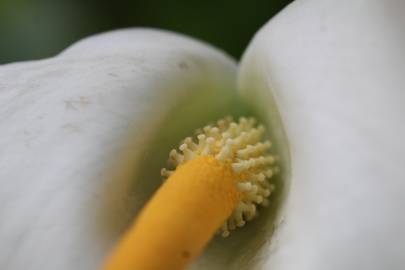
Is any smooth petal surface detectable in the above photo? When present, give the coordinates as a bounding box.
[0,29,241,270]
[239,0,405,269]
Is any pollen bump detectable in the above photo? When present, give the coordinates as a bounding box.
[161,116,279,237]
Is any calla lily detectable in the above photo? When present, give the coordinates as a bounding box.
[1,0,404,269]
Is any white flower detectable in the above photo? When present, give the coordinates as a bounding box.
[1,0,404,269]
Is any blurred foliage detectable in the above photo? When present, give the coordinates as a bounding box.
[0,0,292,64]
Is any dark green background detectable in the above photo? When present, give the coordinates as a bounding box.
[0,0,292,64]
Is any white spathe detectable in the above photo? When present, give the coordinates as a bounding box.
[0,29,239,270]
[239,0,405,269]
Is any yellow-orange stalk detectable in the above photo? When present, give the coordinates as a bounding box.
[103,156,240,270]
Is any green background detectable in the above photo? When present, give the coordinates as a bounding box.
[0,0,292,64]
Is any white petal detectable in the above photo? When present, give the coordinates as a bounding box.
[0,29,238,270]
[239,0,405,269]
